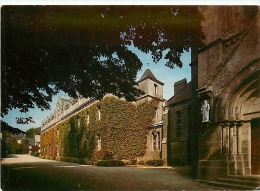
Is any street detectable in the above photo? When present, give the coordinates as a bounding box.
[1,154,211,191]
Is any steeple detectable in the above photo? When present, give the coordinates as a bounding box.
[137,67,164,102]
[137,68,164,85]
[136,66,165,124]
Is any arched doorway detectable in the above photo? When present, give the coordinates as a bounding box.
[227,70,260,174]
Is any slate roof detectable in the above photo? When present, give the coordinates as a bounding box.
[167,81,192,106]
[137,68,164,85]
[11,133,26,138]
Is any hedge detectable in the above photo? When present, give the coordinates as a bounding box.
[96,160,125,167]
[145,159,164,166]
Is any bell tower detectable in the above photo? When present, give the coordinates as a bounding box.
[137,66,164,122]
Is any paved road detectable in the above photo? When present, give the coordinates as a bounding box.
[1,154,212,191]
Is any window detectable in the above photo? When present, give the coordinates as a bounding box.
[176,110,182,137]
[153,133,157,150]
[86,112,90,125]
[98,107,101,120]
[97,137,101,151]
[154,108,158,121]
[77,118,80,128]
[154,84,158,95]
[49,145,52,155]
[157,132,161,150]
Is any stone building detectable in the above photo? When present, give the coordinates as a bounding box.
[41,67,166,163]
[136,68,165,161]
[196,5,260,180]
[165,6,260,181]
[166,79,192,165]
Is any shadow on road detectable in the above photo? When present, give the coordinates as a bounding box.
[1,155,211,191]
[169,165,195,179]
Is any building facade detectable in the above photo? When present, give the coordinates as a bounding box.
[41,68,166,163]
[136,68,165,161]
[166,79,192,165]
[195,6,260,180]
[164,6,260,180]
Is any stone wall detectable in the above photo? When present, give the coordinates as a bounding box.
[196,6,260,179]
[198,123,228,180]
[167,80,191,165]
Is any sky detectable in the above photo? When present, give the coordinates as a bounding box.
[2,47,191,132]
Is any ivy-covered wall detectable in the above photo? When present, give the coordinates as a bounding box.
[7,139,29,154]
[41,95,159,161]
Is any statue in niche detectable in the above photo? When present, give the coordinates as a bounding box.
[201,100,210,122]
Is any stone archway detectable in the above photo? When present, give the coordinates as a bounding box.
[224,70,260,175]
[227,70,260,121]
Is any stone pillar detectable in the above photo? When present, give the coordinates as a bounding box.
[229,123,233,154]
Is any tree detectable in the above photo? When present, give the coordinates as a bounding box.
[0,120,27,134]
[1,5,205,124]
[26,127,41,138]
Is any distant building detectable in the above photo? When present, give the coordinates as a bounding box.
[28,135,41,154]
[5,133,28,154]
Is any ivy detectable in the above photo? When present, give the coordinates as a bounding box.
[41,95,159,162]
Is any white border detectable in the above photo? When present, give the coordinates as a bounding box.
[0,0,259,5]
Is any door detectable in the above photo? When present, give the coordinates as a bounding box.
[251,118,260,174]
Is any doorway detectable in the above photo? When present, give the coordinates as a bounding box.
[251,118,260,174]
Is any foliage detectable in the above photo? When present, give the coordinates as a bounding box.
[9,139,29,154]
[26,127,41,138]
[124,159,137,165]
[1,130,11,138]
[41,95,159,162]
[1,6,205,123]
[31,151,40,157]
[1,140,7,158]
[0,120,27,134]
[57,157,80,164]
[145,159,164,166]
[96,160,125,167]
[78,158,92,165]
